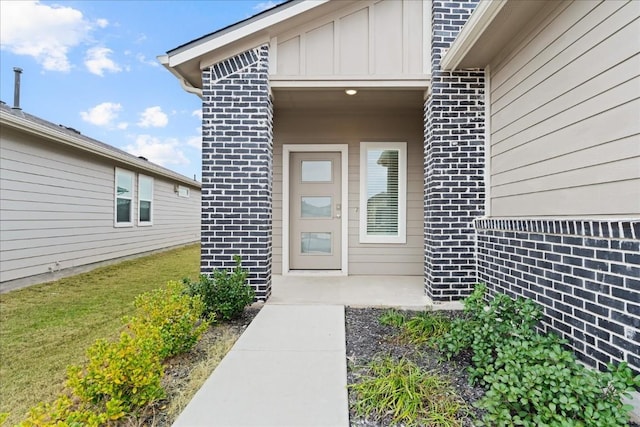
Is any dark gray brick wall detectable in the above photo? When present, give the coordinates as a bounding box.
[424,0,485,301]
[476,218,640,374]
[201,45,273,301]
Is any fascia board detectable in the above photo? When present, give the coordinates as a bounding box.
[0,112,201,189]
[440,0,507,71]
[168,0,330,68]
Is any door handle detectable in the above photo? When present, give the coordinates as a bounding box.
[335,203,341,219]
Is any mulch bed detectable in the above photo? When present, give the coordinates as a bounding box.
[345,307,484,426]
[345,307,640,427]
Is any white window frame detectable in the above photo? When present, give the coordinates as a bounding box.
[177,185,190,198]
[114,168,135,227]
[138,174,153,226]
[359,142,407,244]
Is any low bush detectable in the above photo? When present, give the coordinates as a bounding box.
[185,255,254,321]
[127,280,209,359]
[437,284,640,427]
[66,331,165,414]
[19,395,108,427]
[18,281,209,426]
[350,357,466,427]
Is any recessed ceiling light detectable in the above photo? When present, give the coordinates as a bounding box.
[345,89,358,96]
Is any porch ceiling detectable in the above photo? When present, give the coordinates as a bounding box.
[272,88,425,111]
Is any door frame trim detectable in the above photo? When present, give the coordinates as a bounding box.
[282,144,348,276]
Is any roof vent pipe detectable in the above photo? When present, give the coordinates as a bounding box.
[13,67,23,110]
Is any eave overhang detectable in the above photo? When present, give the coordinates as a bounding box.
[440,0,552,71]
[159,0,332,90]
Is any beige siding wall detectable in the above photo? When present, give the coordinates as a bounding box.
[274,0,426,78]
[273,108,423,275]
[488,0,640,217]
[0,129,201,284]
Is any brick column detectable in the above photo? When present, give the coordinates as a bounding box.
[424,0,485,301]
[201,45,273,301]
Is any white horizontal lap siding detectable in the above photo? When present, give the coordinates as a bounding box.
[273,108,423,276]
[488,0,640,217]
[0,131,201,283]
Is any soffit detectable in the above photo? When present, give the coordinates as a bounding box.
[441,0,553,70]
[273,88,425,112]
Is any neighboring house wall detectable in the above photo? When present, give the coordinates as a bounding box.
[0,127,201,287]
[424,0,484,301]
[200,45,273,301]
[273,108,424,276]
[476,0,640,374]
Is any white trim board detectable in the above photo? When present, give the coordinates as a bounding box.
[282,144,349,276]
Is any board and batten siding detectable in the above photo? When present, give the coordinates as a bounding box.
[487,0,640,217]
[272,108,424,276]
[272,0,427,79]
[0,128,200,285]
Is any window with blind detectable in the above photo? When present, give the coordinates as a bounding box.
[138,175,153,225]
[115,168,134,227]
[359,142,407,243]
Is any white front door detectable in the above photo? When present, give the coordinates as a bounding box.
[289,152,342,270]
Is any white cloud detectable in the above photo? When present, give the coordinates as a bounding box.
[80,102,122,127]
[253,1,280,12]
[117,122,129,130]
[84,46,122,76]
[96,18,109,28]
[186,134,201,150]
[192,109,203,120]
[0,1,104,72]
[136,53,159,67]
[138,106,168,128]
[124,135,189,166]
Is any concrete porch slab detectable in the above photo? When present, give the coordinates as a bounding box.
[270,274,439,309]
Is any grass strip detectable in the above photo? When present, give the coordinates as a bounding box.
[0,244,199,425]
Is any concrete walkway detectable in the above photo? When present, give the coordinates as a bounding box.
[172,304,349,427]
[172,276,450,427]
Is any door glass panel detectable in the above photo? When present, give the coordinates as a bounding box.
[301,160,332,182]
[301,196,332,218]
[301,232,332,254]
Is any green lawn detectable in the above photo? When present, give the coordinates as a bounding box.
[0,244,200,425]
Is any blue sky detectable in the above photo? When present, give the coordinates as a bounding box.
[0,0,283,181]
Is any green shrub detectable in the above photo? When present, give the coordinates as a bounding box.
[437,284,640,426]
[478,337,639,426]
[438,283,541,385]
[18,395,109,427]
[185,255,254,321]
[350,357,466,427]
[127,280,209,359]
[19,280,211,426]
[66,331,165,415]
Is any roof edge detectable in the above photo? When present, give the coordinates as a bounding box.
[167,0,330,68]
[440,0,507,71]
[0,110,201,189]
